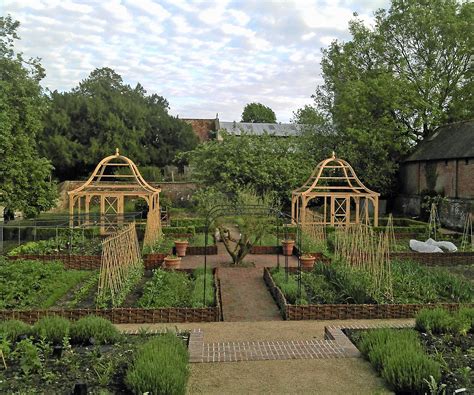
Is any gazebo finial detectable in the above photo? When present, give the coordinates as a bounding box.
[332,151,336,159]
[115,148,120,156]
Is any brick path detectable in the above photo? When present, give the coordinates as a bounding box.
[199,339,345,362]
[219,267,282,321]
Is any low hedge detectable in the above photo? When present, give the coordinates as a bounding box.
[70,315,121,344]
[33,316,71,344]
[415,307,474,335]
[162,226,195,236]
[126,333,189,395]
[356,328,440,394]
[170,218,205,227]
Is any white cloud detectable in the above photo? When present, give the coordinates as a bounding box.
[5,0,383,121]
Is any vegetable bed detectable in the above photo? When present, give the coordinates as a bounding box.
[0,316,189,394]
[265,260,474,320]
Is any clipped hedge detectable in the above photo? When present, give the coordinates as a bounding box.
[33,316,71,344]
[70,315,121,344]
[162,226,196,236]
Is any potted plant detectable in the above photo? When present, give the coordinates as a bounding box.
[300,254,316,268]
[281,239,295,256]
[174,239,189,257]
[163,254,181,269]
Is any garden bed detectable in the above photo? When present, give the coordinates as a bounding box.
[7,254,101,270]
[341,308,474,393]
[392,251,474,265]
[0,259,222,323]
[264,265,474,320]
[0,316,190,394]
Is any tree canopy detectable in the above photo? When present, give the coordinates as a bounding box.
[40,68,198,180]
[0,16,56,217]
[241,102,277,123]
[183,133,312,205]
[296,0,473,196]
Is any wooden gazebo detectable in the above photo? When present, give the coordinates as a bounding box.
[68,149,161,235]
[291,153,379,226]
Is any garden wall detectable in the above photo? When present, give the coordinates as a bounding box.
[263,268,473,321]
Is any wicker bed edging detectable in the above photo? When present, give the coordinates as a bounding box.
[1,269,222,325]
[263,267,473,321]
[391,251,474,266]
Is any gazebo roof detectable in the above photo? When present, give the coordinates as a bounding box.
[68,149,160,197]
[292,152,379,197]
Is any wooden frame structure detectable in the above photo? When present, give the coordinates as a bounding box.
[68,149,160,234]
[291,153,379,226]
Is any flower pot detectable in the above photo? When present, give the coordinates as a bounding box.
[164,256,181,269]
[300,255,316,268]
[281,240,295,256]
[174,240,189,257]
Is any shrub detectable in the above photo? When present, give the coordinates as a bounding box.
[358,328,440,394]
[456,307,474,331]
[415,308,453,334]
[271,269,308,304]
[70,316,120,345]
[0,320,31,342]
[33,316,71,344]
[126,333,189,395]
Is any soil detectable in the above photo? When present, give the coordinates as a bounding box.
[0,333,188,394]
[420,331,474,393]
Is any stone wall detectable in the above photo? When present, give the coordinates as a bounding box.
[182,118,217,142]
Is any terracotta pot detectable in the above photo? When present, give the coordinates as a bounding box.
[174,240,189,257]
[281,240,295,256]
[164,256,181,269]
[300,255,316,268]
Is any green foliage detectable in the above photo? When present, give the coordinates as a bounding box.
[271,268,308,304]
[162,226,196,236]
[40,67,198,180]
[142,237,174,255]
[33,316,71,344]
[96,265,143,308]
[241,102,276,123]
[301,0,473,195]
[416,307,474,335]
[170,218,205,227]
[191,269,215,308]
[67,272,99,308]
[0,258,91,309]
[125,333,189,395]
[0,320,31,342]
[0,16,57,216]
[70,316,120,345]
[8,230,102,256]
[358,328,441,393]
[300,233,329,255]
[185,133,312,205]
[138,269,191,308]
[301,272,338,304]
[13,338,43,376]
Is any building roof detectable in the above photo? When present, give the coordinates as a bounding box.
[218,121,301,137]
[405,120,474,162]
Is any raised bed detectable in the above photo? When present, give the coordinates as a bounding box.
[7,254,101,270]
[392,251,474,265]
[0,269,222,324]
[263,267,473,320]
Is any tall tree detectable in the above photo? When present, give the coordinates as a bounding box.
[241,102,277,123]
[41,68,198,180]
[0,16,56,217]
[183,133,312,205]
[302,0,473,195]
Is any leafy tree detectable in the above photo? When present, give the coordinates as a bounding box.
[241,102,277,123]
[301,0,473,195]
[183,132,313,205]
[40,68,198,180]
[0,16,56,217]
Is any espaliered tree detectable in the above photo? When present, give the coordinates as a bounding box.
[40,68,198,180]
[297,0,473,196]
[0,16,57,217]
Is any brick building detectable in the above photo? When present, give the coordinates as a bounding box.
[395,120,474,229]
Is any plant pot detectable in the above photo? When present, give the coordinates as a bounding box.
[164,256,181,269]
[281,240,295,256]
[300,255,316,268]
[174,240,189,257]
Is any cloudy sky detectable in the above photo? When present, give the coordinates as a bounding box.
[2,0,389,122]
